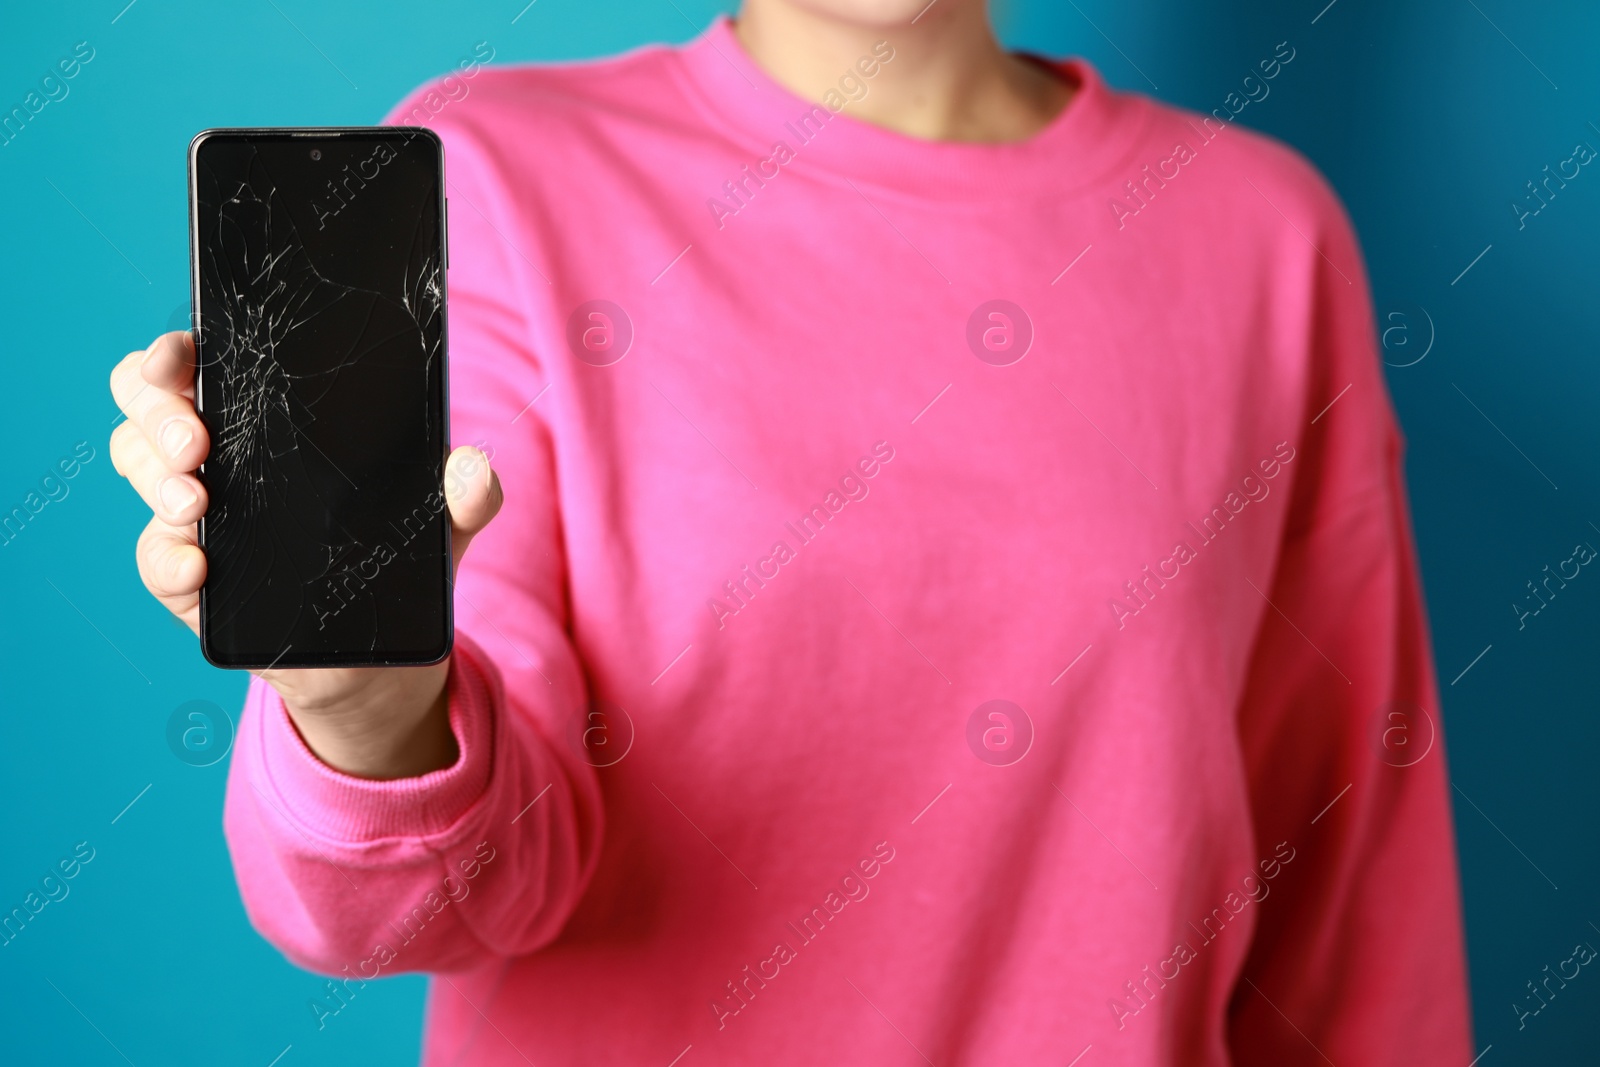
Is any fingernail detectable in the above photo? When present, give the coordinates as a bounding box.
[160,418,193,460]
[158,477,197,516]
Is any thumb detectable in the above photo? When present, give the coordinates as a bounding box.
[443,446,503,574]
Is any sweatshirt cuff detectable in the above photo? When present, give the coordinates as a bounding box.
[246,632,499,844]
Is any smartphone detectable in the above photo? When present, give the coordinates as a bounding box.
[187,127,451,669]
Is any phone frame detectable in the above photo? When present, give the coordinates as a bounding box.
[186,126,453,670]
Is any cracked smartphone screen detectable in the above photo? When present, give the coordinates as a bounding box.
[188,128,451,668]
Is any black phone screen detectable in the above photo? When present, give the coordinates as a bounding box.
[188,128,451,669]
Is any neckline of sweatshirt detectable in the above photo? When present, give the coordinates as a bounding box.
[668,15,1155,203]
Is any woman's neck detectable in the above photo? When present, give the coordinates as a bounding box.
[733,0,1072,143]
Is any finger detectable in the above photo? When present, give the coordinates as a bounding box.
[135,515,204,632]
[110,346,162,426]
[111,422,208,525]
[137,389,210,473]
[109,419,139,478]
[442,446,503,573]
[111,343,208,473]
[141,330,197,397]
[110,334,180,424]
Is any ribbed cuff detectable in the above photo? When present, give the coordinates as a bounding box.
[246,631,499,844]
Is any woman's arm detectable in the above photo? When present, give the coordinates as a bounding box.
[1227,190,1473,1064]
[220,83,605,976]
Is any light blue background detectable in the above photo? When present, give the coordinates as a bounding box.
[2,1,1596,1062]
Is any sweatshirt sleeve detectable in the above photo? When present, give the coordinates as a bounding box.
[1226,182,1474,1063]
[220,80,604,978]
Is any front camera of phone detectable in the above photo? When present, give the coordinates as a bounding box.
[310,149,322,161]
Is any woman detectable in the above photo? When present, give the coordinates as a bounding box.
[108,0,1473,1062]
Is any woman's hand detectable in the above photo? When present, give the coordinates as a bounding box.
[109,330,502,779]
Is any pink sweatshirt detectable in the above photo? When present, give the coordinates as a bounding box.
[224,18,1473,1066]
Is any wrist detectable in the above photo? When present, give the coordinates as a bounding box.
[282,663,459,779]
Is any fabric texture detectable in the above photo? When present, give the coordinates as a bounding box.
[222,17,1473,1065]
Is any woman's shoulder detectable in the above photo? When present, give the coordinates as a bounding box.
[1126,83,1349,235]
